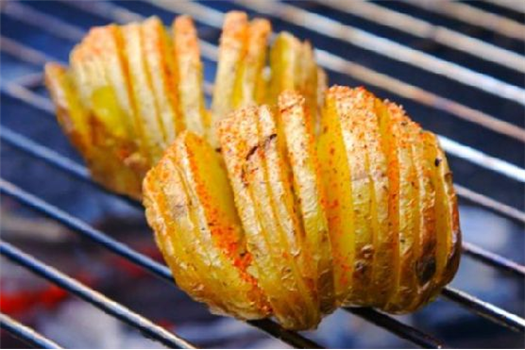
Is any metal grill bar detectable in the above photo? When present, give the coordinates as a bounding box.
[441,287,525,333]
[1,80,55,114]
[344,308,445,349]
[435,135,525,183]
[454,184,525,225]
[320,0,525,73]
[3,35,524,227]
[481,0,525,15]
[0,36,54,67]
[400,0,525,42]
[461,242,525,277]
[233,0,525,106]
[0,242,196,349]
[0,179,173,282]
[0,179,442,349]
[0,313,62,349]
[0,127,141,211]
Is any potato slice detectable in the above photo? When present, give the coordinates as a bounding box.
[231,18,271,108]
[172,16,208,138]
[345,92,392,308]
[44,63,90,153]
[257,105,322,328]
[86,25,136,137]
[143,161,227,315]
[318,88,355,304]
[277,91,335,313]
[218,107,318,329]
[400,123,438,311]
[210,12,249,147]
[244,132,312,327]
[339,88,376,306]
[423,132,461,296]
[381,102,419,313]
[171,132,270,319]
[334,87,393,307]
[142,16,181,144]
[121,22,166,163]
[269,34,321,128]
[210,14,271,148]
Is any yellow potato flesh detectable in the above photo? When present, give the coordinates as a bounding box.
[232,19,271,108]
[143,17,181,144]
[172,16,208,138]
[278,91,335,313]
[218,108,318,330]
[121,22,166,163]
[143,162,226,314]
[256,105,321,329]
[423,132,461,292]
[403,123,438,311]
[318,90,355,303]
[382,103,419,313]
[172,132,269,319]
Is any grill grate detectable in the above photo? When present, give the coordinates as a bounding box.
[1,0,524,348]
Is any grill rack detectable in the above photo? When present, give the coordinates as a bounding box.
[0,0,524,348]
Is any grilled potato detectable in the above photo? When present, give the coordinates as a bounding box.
[46,10,460,330]
[144,87,460,329]
[46,12,324,197]
[46,16,206,198]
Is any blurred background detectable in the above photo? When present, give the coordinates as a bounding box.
[1,0,524,348]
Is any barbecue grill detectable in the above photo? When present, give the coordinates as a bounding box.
[0,0,524,348]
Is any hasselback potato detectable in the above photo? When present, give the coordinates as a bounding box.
[143,87,461,330]
[45,11,461,330]
[45,11,324,198]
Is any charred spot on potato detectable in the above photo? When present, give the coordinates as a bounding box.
[416,256,436,284]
